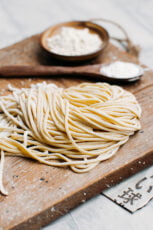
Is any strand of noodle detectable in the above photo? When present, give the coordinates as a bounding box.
[0,150,8,195]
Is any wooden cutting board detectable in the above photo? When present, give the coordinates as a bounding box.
[0,34,153,230]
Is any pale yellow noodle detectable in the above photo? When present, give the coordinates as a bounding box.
[0,82,141,195]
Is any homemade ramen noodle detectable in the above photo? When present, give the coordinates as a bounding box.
[0,82,141,195]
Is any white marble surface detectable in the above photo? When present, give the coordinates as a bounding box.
[0,0,152,229]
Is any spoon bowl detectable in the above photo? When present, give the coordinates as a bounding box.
[99,62,144,82]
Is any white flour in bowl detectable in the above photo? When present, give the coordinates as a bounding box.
[47,27,102,56]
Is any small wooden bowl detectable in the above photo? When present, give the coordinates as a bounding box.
[40,21,109,62]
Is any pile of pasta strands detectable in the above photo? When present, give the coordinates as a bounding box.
[0,82,141,195]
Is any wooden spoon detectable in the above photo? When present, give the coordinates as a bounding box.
[0,64,143,83]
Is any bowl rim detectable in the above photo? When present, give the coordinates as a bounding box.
[40,20,109,61]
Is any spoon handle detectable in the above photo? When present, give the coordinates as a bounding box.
[0,65,100,77]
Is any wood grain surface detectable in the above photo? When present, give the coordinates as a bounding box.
[0,34,153,230]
